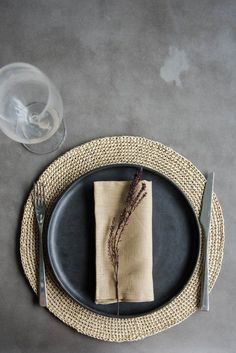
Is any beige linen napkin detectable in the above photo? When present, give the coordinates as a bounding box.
[94,180,154,304]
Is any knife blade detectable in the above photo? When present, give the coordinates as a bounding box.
[199,172,214,311]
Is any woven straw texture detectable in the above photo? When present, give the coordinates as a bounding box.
[20,136,224,342]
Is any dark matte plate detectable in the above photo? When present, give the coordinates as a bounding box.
[47,165,200,317]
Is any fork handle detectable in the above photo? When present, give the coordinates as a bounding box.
[38,223,47,307]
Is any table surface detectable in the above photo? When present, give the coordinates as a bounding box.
[0,1,235,352]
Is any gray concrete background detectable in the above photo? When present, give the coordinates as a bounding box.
[0,0,235,352]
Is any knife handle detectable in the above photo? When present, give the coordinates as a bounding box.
[200,235,209,311]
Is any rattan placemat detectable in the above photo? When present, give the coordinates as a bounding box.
[20,136,224,342]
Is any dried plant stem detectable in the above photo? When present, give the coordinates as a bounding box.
[107,168,147,315]
[115,267,119,316]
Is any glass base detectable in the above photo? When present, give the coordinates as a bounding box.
[23,120,66,154]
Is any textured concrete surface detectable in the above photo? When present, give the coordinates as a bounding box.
[0,0,235,352]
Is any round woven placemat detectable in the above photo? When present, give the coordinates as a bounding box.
[20,136,224,342]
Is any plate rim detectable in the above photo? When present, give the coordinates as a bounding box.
[47,163,201,318]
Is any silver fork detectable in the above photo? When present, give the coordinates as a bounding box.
[34,182,48,307]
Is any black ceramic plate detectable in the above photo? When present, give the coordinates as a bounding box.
[47,165,200,317]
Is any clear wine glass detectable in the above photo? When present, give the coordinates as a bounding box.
[0,63,65,154]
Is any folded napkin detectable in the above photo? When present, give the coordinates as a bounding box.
[94,180,154,304]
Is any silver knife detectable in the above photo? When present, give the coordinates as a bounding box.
[199,172,214,311]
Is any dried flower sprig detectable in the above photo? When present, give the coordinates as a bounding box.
[107,168,147,315]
